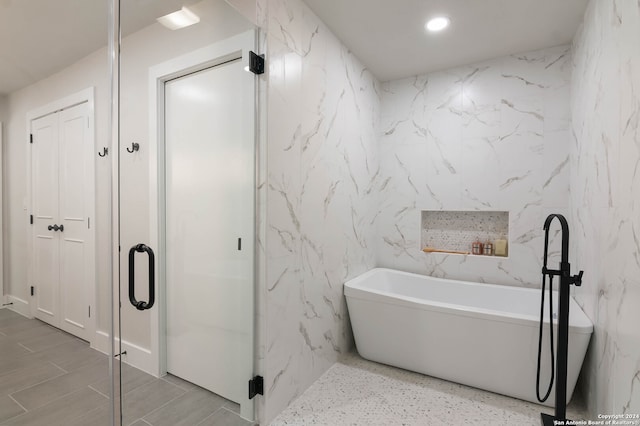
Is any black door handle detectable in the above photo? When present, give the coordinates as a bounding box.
[47,224,64,232]
[128,244,155,311]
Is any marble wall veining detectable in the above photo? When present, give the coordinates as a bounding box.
[261,0,380,422]
[570,0,640,417]
[377,45,572,287]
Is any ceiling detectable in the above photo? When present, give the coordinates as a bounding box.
[0,0,590,95]
[301,0,589,82]
[0,0,197,95]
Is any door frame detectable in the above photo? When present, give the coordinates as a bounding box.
[147,30,257,419]
[26,87,97,344]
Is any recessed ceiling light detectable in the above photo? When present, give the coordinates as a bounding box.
[157,7,200,30]
[425,16,450,32]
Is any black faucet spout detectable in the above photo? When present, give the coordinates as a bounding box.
[543,213,570,267]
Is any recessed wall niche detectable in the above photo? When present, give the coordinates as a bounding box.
[421,210,509,256]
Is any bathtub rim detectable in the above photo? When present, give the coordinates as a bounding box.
[344,268,593,335]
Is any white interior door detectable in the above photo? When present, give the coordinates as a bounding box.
[164,58,254,409]
[31,102,93,341]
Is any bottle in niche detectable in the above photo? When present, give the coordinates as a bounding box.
[494,236,508,257]
[483,240,493,256]
[471,238,483,255]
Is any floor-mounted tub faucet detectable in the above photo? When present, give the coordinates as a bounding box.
[538,214,583,426]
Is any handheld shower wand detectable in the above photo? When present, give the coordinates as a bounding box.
[538,214,583,426]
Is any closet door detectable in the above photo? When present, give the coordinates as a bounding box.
[31,103,91,341]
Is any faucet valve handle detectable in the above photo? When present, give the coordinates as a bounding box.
[571,270,584,286]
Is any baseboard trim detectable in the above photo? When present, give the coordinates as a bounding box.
[94,330,158,377]
[5,295,31,318]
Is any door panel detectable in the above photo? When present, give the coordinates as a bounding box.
[59,103,88,219]
[58,103,91,340]
[32,114,60,322]
[30,102,91,341]
[34,233,57,318]
[60,239,86,330]
[165,58,253,405]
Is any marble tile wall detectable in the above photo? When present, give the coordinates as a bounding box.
[377,45,572,286]
[570,0,640,417]
[260,0,380,422]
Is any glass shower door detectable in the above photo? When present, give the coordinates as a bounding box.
[0,2,114,425]
[114,1,259,424]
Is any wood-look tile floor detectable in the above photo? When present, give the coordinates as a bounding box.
[0,308,255,426]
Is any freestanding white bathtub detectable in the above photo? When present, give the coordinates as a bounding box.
[344,268,593,406]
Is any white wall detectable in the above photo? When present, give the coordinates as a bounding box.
[570,0,640,416]
[377,45,572,287]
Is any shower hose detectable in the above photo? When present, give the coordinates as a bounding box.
[536,267,555,402]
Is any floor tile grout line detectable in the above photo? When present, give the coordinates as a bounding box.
[219,406,242,416]
[119,373,162,397]
[7,393,29,414]
[0,389,110,426]
[197,406,254,426]
[6,324,63,339]
[2,362,68,396]
[138,383,189,422]
[88,384,111,399]
[159,375,196,392]
[49,360,70,374]
[16,342,35,353]
[19,334,81,354]
[0,322,51,337]
[3,386,110,425]
[9,377,94,413]
[195,407,225,426]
